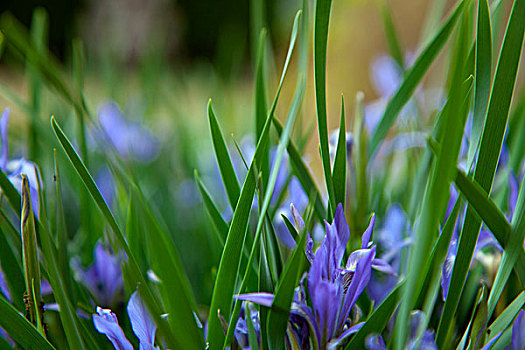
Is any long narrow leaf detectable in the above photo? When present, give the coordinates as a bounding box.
[313,0,336,216]
[436,0,525,343]
[0,295,54,350]
[369,0,467,156]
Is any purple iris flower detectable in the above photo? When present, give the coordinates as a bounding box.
[97,102,159,162]
[441,229,501,301]
[367,205,410,304]
[0,264,11,302]
[365,311,437,350]
[442,172,522,300]
[510,310,525,350]
[236,204,393,348]
[233,303,260,349]
[329,129,353,162]
[93,291,159,350]
[72,241,124,306]
[0,108,40,218]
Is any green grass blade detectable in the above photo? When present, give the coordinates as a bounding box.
[0,13,87,118]
[344,282,404,349]
[20,175,43,334]
[223,52,305,350]
[0,224,24,310]
[254,29,270,187]
[255,29,268,142]
[380,0,404,69]
[487,291,525,339]
[27,8,47,162]
[352,92,368,233]
[209,13,303,348]
[0,295,55,350]
[454,170,511,240]
[53,149,71,295]
[467,0,492,168]
[267,226,308,349]
[394,8,473,343]
[369,0,467,157]
[436,0,525,343]
[454,168,525,282]
[0,168,21,216]
[332,95,346,208]
[51,116,199,348]
[207,120,262,349]
[313,0,336,216]
[272,117,325,220]
[208,100,241,209]
[487,170,525,317]
[195,170,229,245]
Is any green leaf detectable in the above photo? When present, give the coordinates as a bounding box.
[487,291,525,339]
[352,92,368,234]
[51,116,200,349]
[0,168,21,216]
[454,167,525,287]
[267,222,308,349]
[380,0,404,69]
[345,282,404,349]
[369,0,467,156]
[465,283,488,350]
[394,8,474,344]
[20,175,43,335]
[313,0,336,216]
[332,94,346,208]
[0,223,24,310]
[454,170,511,243]
[208,100,241,209]
[467,0,492,168]
[0,13,87,118]
[194,170,229,246]
[272,117,325,221]
[436,0,525,343]
[0,295,55,350]
[487,167,525,317]
[222,12,305,346]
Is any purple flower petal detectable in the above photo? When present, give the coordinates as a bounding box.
[127,292,158,350]
[338,247,375,332]
[370,56,402,98]
[0,108,9,169]
[509,172,519,219]
[512,310,525,350]
[95,243,124,305]
[365,334,387,350]
[371,258,397,275]
[234,292,274,308]
[0,264,11,302]
[329,322,364,348]
[361,214,376,249]
[93,307,133,350]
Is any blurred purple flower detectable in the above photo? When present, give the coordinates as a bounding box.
[237,204,392,348]
[0,264,11,302]
[329,129,353,162]
[441,229,501,301]
[97,102,159,162]
[72,242,124,306]
[93,307,133,350]
[365,311,437,350]
[367,205,410,304]
[233,303,260,349]
[93,291,159,350]
[0,107,40,218]
[95,166,116,205]
[511,310,525,350]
